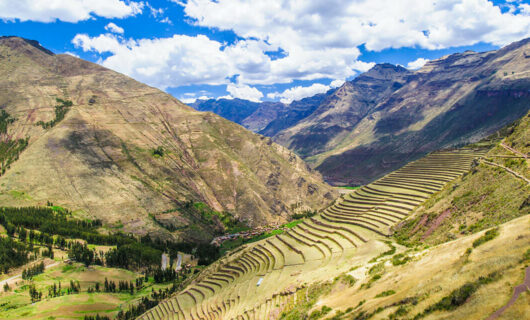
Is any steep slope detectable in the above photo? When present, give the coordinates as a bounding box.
[138,147,489,320]
[0,36,336,241]
[140,114,528,320]
[313,39,530,185]
[274,63,412,158]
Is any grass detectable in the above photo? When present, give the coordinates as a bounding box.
[338,186,361,190]
[415,271,502,319]
[0,261,174,320]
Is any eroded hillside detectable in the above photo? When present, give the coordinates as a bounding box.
[0,36,336,241]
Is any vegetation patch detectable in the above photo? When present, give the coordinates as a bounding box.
[0,109,29,176]
[414,271,502,319]
[375,290,396,298]
[472,228,499,248]
[36,98,73,129]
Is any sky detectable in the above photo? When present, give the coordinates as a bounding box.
[1,0,529,104]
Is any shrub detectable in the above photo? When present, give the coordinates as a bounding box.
[472,228,499,248]
[375,290,396,298]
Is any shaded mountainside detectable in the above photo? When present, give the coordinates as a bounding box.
[194,39,530,186]
[303,39,530,185]
[190,92,329,135]
[0,36,336,241]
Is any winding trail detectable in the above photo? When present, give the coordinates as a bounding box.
[486,265,530,320]
[500,143,528,159]
[0,261,60,288]
[481,159,530,184]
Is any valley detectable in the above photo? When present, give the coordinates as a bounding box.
[0,35,528,320]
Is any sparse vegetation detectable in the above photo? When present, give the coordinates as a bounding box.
[35,98,73,129]
[472,228,499,248]
[375,290,396,298]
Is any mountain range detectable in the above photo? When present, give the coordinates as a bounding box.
[0,36,336,241]
[192,38,530,185]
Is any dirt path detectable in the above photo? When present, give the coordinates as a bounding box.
[486,265,530,320]
[500,143,528,159]
[0,261,60,288]
[481,159,530,184]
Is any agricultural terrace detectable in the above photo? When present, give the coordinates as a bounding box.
[139,148,488,320]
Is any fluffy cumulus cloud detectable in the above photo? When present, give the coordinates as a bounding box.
[0,0,143,22]
[407,58,430,70]
[268,83,331,103]
[226,83,264,102]
[181,0,530,51]
[105,22,124,34]
[71,0,530,100]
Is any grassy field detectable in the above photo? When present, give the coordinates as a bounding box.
[293,215,530,319]
[0,260,175,319]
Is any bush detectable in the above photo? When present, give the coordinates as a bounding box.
[472,228,499,248]
[375,290,396,298]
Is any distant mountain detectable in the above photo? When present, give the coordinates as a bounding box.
[193,39,530,186]
[190,93,330,135]
[0,36,336,241]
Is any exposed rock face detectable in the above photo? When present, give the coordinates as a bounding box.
[0,37,336,240]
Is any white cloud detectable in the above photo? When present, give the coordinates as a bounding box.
[407,58,430,70]
[180,95,212,104]
[226,83,263,102]
[63,51,80,58]
[520,4,530,15]
[268,83,330,103]
[180,0,530,51]
[0,0,143,23]
[330,79,345,88]
[105,22,124,34]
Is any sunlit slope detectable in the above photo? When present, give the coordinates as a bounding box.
[139,149,486,320]
[0,36,336,239]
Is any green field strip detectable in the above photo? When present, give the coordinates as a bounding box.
[295,223,348,252]
[266,237,305,266]
[289,226,334,256]
[263,240,286,269]
[309,217,367,243]
[320,211,387,236]
[279,231,324,261]
[275,234,307,262]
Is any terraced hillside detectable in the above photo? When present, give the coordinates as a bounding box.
[138,148,487,320]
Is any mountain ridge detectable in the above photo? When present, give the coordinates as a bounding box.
[191,38,530,186]
[0,36,336,241]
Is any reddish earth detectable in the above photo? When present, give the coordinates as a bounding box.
[410,214,428,235]
[421,209,452,240]
[486,265,530,320]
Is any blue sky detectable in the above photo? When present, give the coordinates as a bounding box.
[1,0,529,104]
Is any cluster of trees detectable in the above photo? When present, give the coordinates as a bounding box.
[0,109,29,176]
[22,261,45,279]
[103,278,136,295]
[29,284,42,302]
[0,236,32,273]
[36,98,73,129]
[68,242,96,267]
[291,210,317,220]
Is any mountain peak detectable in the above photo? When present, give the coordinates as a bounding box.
[0,36,55,56]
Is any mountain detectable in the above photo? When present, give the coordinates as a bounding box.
[190,92,329,135]
[0,36,336,241]
[139,111,529,320]
[192,39,530,186]
[311,39,530,185]
[273,63,412,158]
